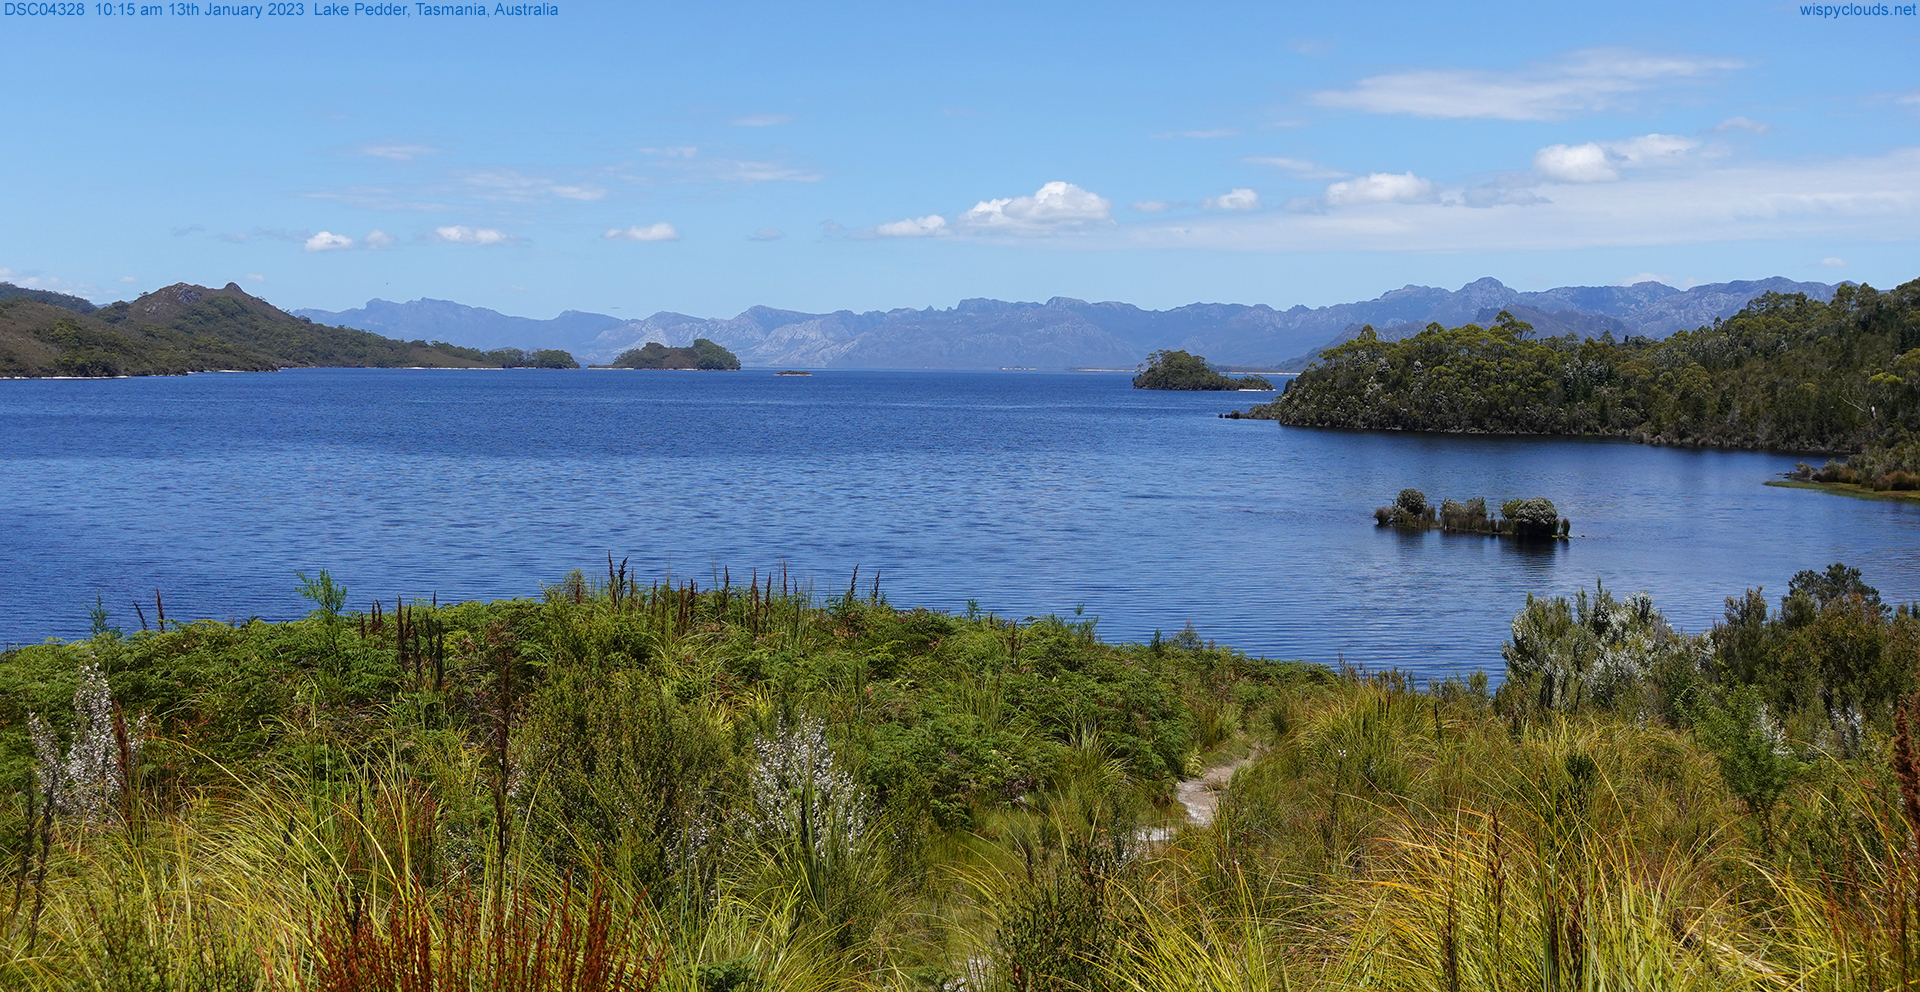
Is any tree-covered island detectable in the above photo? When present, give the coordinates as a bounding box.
[1133,348,1272,390]
[1374,487,1570,538]
[1231,281,1920,469]
[607,338,742,370]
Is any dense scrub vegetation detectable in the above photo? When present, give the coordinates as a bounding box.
[1790,436,1920,495]
[610,340,742,370]
[0,283,577,377]
[2,562,1919,990]
[1239,280,1920,454]
[1132,350,1271,391]
[1373,488,1569,538]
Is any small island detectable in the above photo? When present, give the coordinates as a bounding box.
[775,369,812,376]
[1374,488,1570,539]
[606,338,741,370]
[1133,349,1273,390]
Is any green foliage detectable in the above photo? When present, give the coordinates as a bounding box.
[1374,488,1565,537]
[1242,283,1920,453]
[6,566,1920,989]
[485,347,581,369]
[1695,685,1801,829]
[612,339,742,370]
[296,569,348,620]
[1132,350,1271,391]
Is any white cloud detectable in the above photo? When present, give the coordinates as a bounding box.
[1324,172,1435,206]
[641,146,699,158]
[245,273,265,283]
[1820,257,1847,267]
[434,226,511,245]
[874,215,949,238]
[462,170,609,203]
[1313,49,1742,121]
[1132,200,1174,213]
[1204,188,1261,211]
[1618,272,1671,286]
[958,181,1112,234]
[117,275,138,284]
[1608,133,1699,165]
[363,229,396,248]
[304,231,354,251]
[362,143,437,161]
[749,228,784,241]
[604,222,680,242]
[1535,133,1699,183]
[731,113,792,126]
[1899,93,1920,106]
[1714,116,1771,134]
[1534,143,1617,182]
[1246,156,1347,179]
[1123,147,1920,253]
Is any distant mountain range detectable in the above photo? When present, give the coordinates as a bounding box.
[296,275,1843,371]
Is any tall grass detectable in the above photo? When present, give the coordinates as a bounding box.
[3,570,1918,990]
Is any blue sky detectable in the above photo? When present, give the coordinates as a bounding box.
[2,0,1917,318]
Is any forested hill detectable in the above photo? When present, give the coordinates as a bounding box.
[0,282,566,377]
[1240,280,1920,454]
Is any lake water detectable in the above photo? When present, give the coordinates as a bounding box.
[3,368,1917,680]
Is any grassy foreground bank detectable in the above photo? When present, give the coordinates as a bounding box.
[1,564,1918,990]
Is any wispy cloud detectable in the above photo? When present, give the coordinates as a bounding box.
[303,186,448,211]
[1246,156,1347,179]
[730,113,792,127]
[0,268,94,297]
[1203,188,1261,211]
[1714,116,1771,134]
[434,225,513,246]
[462,169,608,203]
[1313,49,1742,120]
[1126,147,1920,252]
[624,146,823,185]
[1132,200,1175,213]
[1819,256,1847,268]
[118,275,138,284]
[749,228,785,241]
[361,143,437,161]
[1150,128,1240,139]
[364,229,396,248]
[872,215,949,238]
[604,222,680,242]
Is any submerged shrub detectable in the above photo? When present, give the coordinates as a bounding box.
[1501,497,1561,538]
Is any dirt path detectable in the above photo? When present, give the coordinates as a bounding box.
[1174,751,1259,827]
[1136,750,1261,846]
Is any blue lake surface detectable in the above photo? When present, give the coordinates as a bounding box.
[3,367,1917,680]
